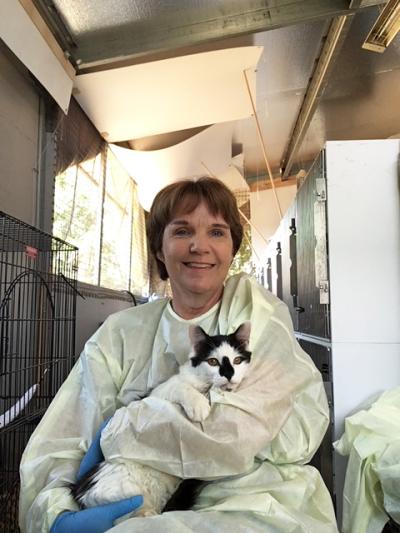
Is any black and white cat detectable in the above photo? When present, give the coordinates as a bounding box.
[70,322,251,517]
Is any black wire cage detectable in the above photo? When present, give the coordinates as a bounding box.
[0,211,78,533]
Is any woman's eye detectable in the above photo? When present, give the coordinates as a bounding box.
[210,229,225,237]
[174,228,190,236]
[207,358,219,366]
[233,357,242,364]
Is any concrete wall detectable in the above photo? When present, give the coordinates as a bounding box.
[0,43,39,225]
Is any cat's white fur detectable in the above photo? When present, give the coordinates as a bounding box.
[76,322,251,516]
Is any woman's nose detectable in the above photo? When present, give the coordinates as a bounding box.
[189,234,209,253]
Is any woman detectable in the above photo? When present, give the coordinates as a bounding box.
[19,177,338,532]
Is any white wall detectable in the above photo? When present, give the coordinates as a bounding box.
[250,184,297,264]
[326,140,400,437]
[325,140,400,525]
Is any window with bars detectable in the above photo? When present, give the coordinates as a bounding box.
[52,99,149,297]
[100,148,148,293]
[53,153,102,285]
[53,147,148,296]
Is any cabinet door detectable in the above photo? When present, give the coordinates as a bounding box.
[297,337,334,502]
[279,203,298,329]
[296,151,330,339]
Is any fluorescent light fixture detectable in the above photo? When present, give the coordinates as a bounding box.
[362,0,400,53]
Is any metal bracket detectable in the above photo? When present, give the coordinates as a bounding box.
[319,280,330,304]
[314,177,329,305]
[315,178,327,201]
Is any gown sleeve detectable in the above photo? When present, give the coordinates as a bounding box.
[18,341,119,532]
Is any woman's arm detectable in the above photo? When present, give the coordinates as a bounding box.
[19,340,120,533]
[18,304,138,533]
[19,299,168,533]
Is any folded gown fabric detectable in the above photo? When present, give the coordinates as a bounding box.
[335,387,400,533]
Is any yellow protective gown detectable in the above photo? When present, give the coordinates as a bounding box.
[19,273,338,532]
[335,387,400,533]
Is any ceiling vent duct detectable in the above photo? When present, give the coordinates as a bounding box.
[362,0,400,53]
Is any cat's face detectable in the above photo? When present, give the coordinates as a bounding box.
[189,322,251,391]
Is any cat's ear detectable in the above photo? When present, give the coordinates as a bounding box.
[189,325,208,347]
[233,322,251,348]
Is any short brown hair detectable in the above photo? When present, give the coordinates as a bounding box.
[147,177,243,280]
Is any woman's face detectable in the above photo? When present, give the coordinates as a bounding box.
[158,202,234,305]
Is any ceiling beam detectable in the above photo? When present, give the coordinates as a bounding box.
[248,175,298,192]
[280,7,358,178]
[56,0,373,69]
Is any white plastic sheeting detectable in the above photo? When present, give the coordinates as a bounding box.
[110,123,234,211]
[74,46,262,142]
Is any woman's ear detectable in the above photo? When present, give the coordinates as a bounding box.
[156,249,165,262]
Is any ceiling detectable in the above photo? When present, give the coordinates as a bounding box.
[34,0,400,185]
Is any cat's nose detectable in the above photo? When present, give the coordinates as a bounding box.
[220,357,234,381]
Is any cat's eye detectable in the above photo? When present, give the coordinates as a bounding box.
[233,356,243,364]
[207,358,219,366]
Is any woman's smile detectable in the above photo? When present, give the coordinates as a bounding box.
[183,261,215,269]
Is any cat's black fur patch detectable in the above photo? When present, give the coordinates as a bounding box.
[219,356,234,381]
[69,463,102,509]
[162,479,208,513]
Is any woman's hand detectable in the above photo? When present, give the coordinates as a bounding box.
[51,418,143,533]
[78,418,110,479]
[50,496,144,533]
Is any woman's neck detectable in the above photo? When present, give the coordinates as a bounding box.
[170,287,223,320]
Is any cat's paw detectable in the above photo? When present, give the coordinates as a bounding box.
[182,395,211,422]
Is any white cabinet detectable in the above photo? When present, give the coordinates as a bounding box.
[263,139,400,517]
